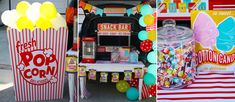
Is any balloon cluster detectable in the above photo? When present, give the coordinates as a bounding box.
[1,1,66,31]
[116,80,139,101]
[137,4,157,89]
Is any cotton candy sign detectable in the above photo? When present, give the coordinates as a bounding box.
[191,11,235,72]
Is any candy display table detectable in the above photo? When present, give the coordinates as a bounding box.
[79,61,145,100]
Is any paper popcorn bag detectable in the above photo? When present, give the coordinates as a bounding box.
[7,27,68,101]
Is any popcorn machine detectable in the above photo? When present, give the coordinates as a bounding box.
[81,37,96,63]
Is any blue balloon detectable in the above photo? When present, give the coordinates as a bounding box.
[140,4,153,16]
[143,73,156,86]
[147,64,156,77]
[139,16,146,27]
[138,30,148,41]
[147,51,157,63]
[126,87,139,101]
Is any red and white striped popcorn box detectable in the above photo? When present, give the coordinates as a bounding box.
[7,27,68,101]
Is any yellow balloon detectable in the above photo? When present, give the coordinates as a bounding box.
[143,14,154,26]
[16,1,30,17]
[36,17,53,30]
[40,2,57,19]
[148,30,156,41]
[16,16,34,30]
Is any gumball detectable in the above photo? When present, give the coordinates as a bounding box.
[178,71,184,77]
[173,77,179,83]
[165,81,170,87]
[116,80,130,93]
[126,87,139,101]
[140,40,152,52]
[187,73,192,77]
[163,48,170,54]
[167,69,173,74]
[182,74,187,79]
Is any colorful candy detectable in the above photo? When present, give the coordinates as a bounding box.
[157,41,196,89]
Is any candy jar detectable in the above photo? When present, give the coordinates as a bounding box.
[157,20,196,90]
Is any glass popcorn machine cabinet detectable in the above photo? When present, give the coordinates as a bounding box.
[82,37,96,63]
[157,20,196,90]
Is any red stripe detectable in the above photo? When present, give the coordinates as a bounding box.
[158,91,235,95]
[25,29,29,101]
[22,29,26,101]
[213,6,235,8]
[198,73,234,75]
[193,82,235,84]
[195,77,235,80]
[158,97,235,100]
[9,29,19,101]
[186,86,235,89]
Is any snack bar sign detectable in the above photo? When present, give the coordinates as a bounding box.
[98,23,131,32]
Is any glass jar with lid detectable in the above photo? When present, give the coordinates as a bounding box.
[157,20,196,90]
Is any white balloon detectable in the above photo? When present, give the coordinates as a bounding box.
[50,13,67,30]
[1,10,11,26]
[8,10,20,28]
[26,2,41,23]
[1,10,19,28]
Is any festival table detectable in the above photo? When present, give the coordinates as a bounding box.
[79,61,145,100]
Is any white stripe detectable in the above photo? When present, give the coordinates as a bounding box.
[198,72,233,74]
[195,79,235,82]
[213,5,235,7]
[159,88,235,93]
[213,8,235,10]
[189,83,235,87]
[196,75,234,78]
[158,100,235,102]
[158,93,235,98]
